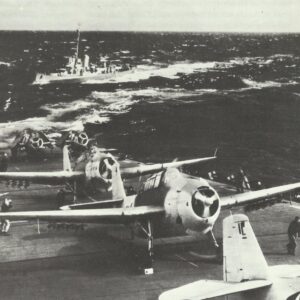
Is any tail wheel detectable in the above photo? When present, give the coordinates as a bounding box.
[77,132,89,146]
[31,137,44,149]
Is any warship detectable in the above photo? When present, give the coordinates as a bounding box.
[33,30,134,85]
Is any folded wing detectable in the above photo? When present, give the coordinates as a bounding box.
[159,214,272,300]
[223,214,269,282]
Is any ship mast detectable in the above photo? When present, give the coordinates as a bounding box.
[73,29,80,72]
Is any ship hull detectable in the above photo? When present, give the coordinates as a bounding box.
[33,69,134,85]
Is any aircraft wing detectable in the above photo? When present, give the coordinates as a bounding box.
[121,156,216,178]
[0,205,165,223]
[0,171,84,185]
[159,279,272,300]
[220,182,300,208]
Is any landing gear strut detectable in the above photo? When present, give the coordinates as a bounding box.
[136,219,154,275]
[207,229,219,248]
[56,189,66,208]
[207,229,222,259]
[56,181,77,208]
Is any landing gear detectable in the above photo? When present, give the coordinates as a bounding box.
[207,229,222,259]
[56,189,66,208]
[57,181,78,208]
[72,181,77,204]
[207,229,219,248]
[134,219,154,275]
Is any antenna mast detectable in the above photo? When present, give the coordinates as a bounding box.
[73,28,80,72]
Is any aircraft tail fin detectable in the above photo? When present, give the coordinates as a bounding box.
[110,158,127,201]
[63,145,72,172]
[223,214,269,282]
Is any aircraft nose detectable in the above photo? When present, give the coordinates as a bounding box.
[191,186,219,218]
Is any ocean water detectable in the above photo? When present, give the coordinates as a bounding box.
[0,31,300,184]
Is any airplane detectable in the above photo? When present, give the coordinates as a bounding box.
[159,214,300,300]
[56,130,90,149]
[1,152,300,273]
[0,145,216,204]
[0,129,55,158]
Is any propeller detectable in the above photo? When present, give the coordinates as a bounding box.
[31,137,44,149]
[192,187,218,218]
[77,132,89,147]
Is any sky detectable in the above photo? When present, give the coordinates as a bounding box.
[0,0,299,32]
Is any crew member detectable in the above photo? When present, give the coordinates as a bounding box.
[21,130,30,145]
[1,198,13,234]
[235,168,245,193]
[0,153,8,172]
[287,216,300,255]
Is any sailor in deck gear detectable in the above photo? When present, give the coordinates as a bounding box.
[21,130,30,145]
[287,216,300,255]
[1,198,12,234]
[0,153,8,172]
[235,168,245,193]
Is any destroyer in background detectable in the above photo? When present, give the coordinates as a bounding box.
[33,30,134,85]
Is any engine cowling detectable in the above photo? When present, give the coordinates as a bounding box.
[164,173,220,234]
[85,155,116,183]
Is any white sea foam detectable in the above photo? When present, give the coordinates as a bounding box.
[229,56,274,66]
[270,54,294,59]
[3,98,12,112]
[41,99,97,118]
[0,87,219,134]
[91,88,217,105]
[241,78,297,90]
[0,61,11,67]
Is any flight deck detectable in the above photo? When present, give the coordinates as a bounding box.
[0,157,299,300]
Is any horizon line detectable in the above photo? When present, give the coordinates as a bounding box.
[0,29,299,34]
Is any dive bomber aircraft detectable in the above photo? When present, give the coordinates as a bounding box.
[0,147,300,270]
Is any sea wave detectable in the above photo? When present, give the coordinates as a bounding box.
[0,61,11,67]
[91,88,218,104]
[0,87,218,134]
[241,78,298,90]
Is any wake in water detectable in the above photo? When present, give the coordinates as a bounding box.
[1,74,299,138]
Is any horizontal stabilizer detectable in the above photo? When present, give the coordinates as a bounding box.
[0,205,165,223]
[159,279,272,300]
[121,156,216,178]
